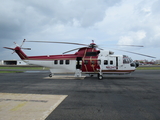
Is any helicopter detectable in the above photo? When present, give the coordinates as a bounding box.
[4,39,156,80]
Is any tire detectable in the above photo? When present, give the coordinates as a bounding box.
[98,75,103,80]
[98,73,103,80]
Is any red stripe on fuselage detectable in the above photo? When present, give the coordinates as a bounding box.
[101,70,135,73]
[27,54,77,60]
[83,69,135,74]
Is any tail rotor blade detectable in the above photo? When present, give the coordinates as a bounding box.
[13,42,19,47]
[12,51,15,54]
[20,39,26,47]
[3,47,15,50]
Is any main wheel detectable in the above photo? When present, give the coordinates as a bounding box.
[97,73,103,80]
[98,75,103,80]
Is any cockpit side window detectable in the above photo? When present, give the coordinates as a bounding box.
[123,55,133,64]
[123,58,129,63]
[123,55,130,64]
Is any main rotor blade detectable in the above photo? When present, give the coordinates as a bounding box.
[63,47,82,54]
[101,45,144,47]
[97,47,103,50]
[26,41,88,46]
[117,45,144,47]
[113,48,156,58]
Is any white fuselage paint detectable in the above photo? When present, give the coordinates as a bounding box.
[24,60,77,73]
[98,50,136,74]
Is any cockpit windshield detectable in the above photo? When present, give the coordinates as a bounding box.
[123,55,133,64]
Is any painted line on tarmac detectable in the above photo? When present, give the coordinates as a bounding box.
[0,93,67,120]
[44,75,86,79]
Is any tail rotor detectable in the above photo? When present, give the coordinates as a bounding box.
[4,39,31,54]
[14,39,31,51]
[4,39,29,60]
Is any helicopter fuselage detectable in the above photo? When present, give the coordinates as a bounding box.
[21,47,137,79]
[4,45,139,80]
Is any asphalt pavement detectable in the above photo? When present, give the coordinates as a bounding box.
[0,70,160,120]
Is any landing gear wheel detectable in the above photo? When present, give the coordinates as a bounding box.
[98,73,103,80]
[98,75,103,80]
[49,74,52,78]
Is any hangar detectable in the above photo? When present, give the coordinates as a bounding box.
[0,60,28,65]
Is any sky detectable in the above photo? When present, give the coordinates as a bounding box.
[0,0,160,61]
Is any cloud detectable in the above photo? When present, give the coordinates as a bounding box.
[95,0,160,47]
[0,0,120,41]
[118,30,146,45]
[0,0,160,60]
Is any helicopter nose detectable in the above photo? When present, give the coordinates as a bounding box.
[135,62,139,68]
[130,62,139,68]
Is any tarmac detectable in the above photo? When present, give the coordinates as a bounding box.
[0,70,160,120]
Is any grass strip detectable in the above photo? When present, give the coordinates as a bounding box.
[0,71,23,73]
[137,67,160,70]
[0,66,48,70]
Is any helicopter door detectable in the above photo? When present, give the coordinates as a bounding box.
[116,57,118,69]
[76,57,82,69]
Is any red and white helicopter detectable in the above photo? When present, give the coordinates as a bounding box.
[4,39,155,80]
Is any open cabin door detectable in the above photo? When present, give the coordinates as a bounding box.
[76,57,82,69]
[76,49,100,73]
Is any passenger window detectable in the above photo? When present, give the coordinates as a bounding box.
[104,60,108,65]
[60,60,63,65]
[65,60,70,65]
[110,60,113,65]
[84,60,88,65]
[54,60,58,64]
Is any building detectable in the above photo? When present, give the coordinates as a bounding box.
[0,60,28,65]
[0,60,3,65]
[155,60,160,65]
